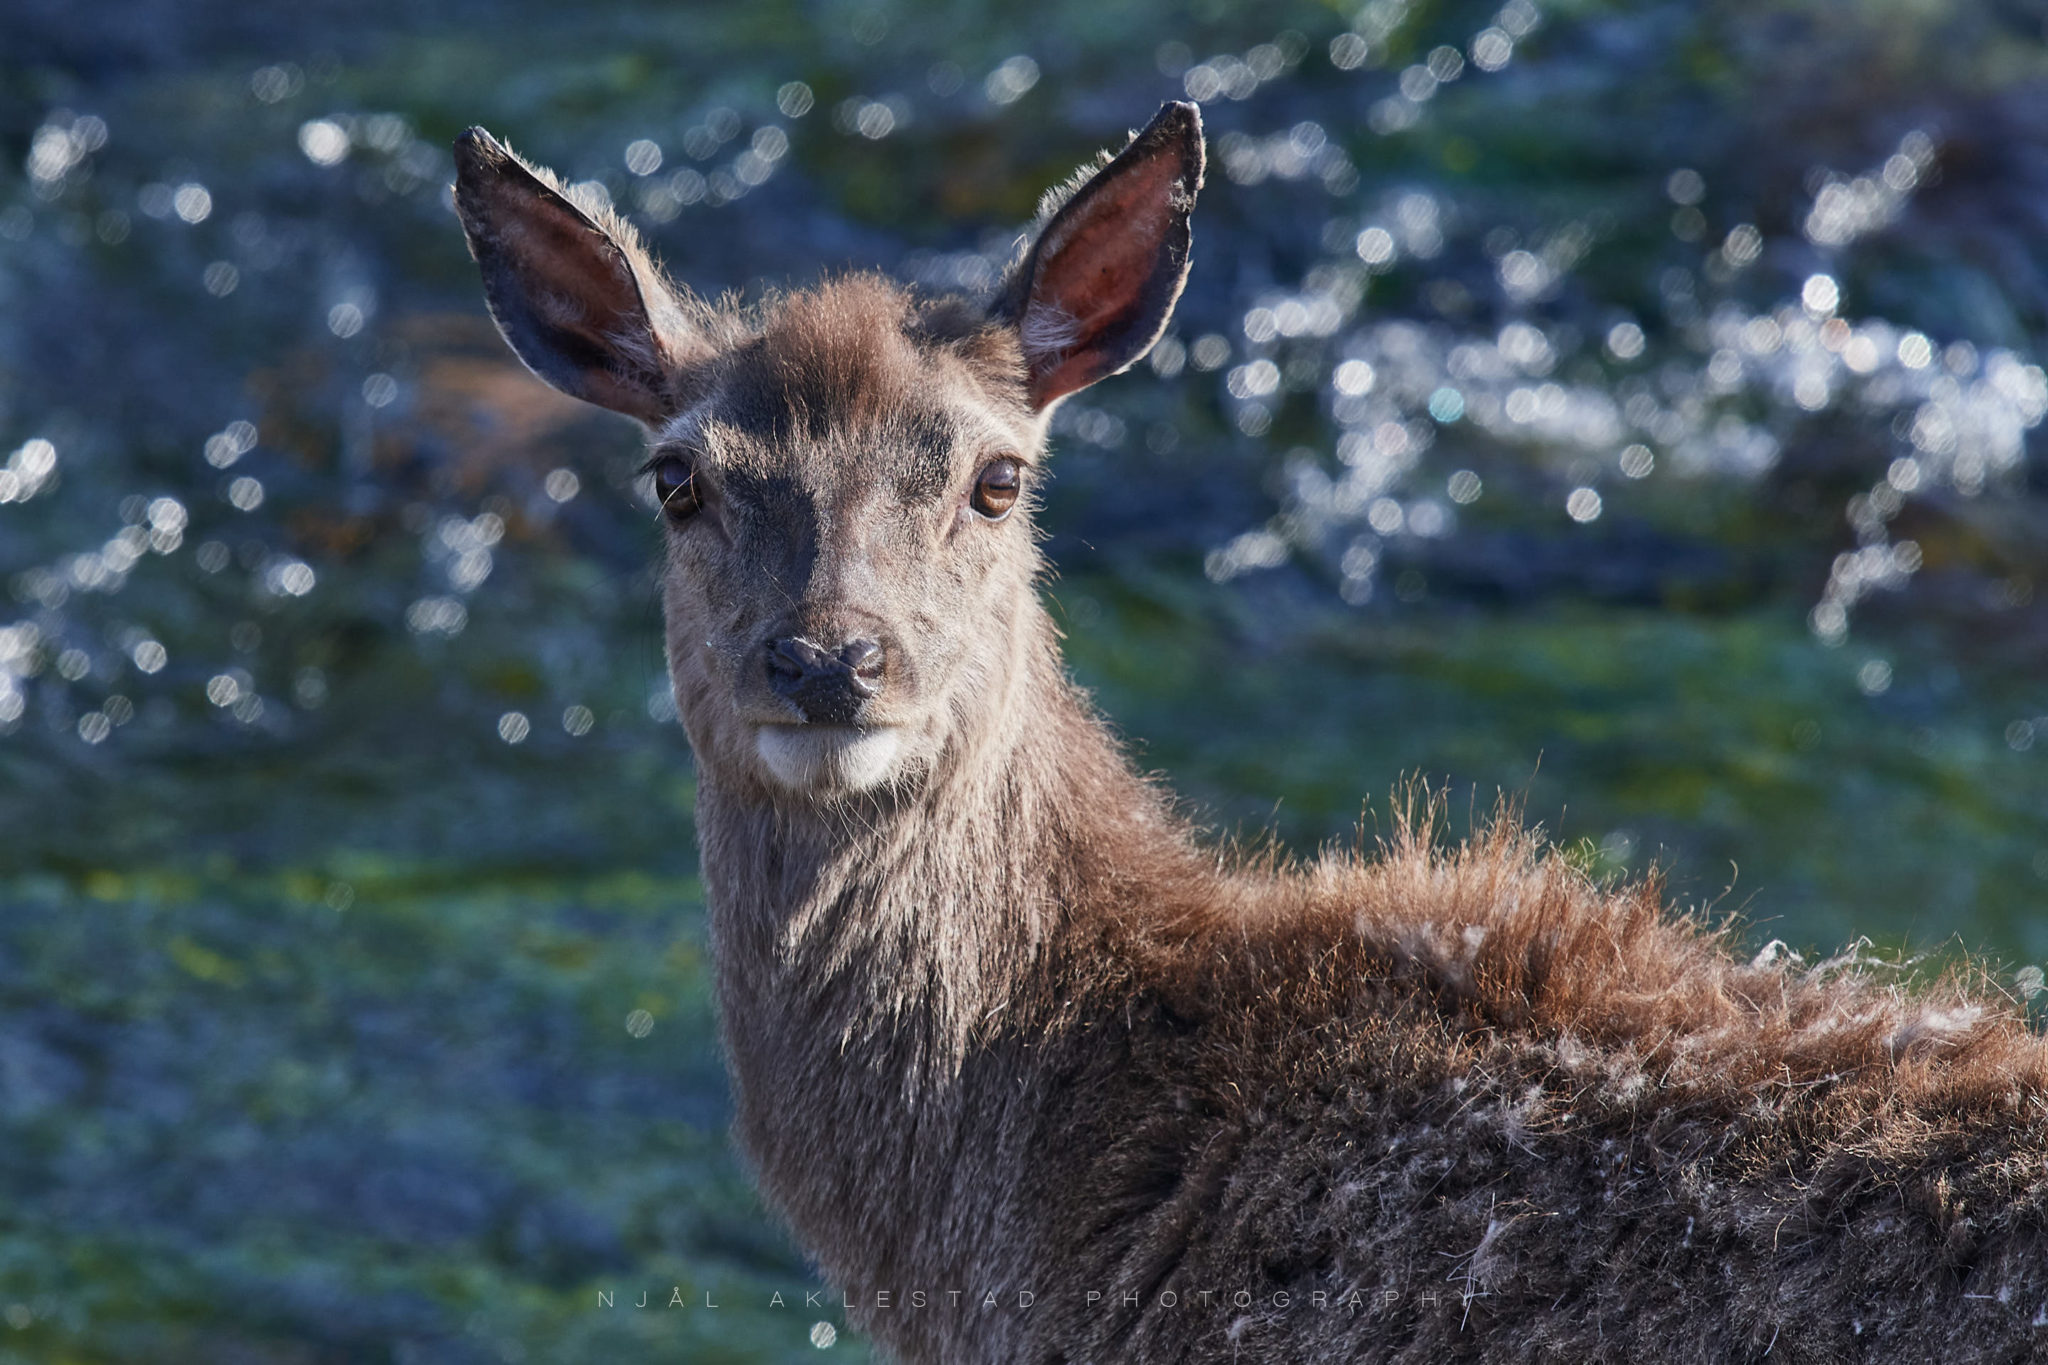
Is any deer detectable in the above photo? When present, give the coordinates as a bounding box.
[452,102,2048,1363]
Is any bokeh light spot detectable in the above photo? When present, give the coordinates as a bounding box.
[298,119,349,165]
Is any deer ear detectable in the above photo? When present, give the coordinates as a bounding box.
[452,127,708,424]
[1000,102,1205,411]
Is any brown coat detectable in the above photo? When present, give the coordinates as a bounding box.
[454,103,2048,1363]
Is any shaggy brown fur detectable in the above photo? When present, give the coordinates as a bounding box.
[454,104,2048,1363]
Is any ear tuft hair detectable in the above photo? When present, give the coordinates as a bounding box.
[1030,149,1119,226]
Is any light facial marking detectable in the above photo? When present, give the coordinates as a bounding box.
[756,724,904,792]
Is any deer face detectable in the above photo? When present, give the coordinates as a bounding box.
[645,283,1050,795]
[453,104,1203,799]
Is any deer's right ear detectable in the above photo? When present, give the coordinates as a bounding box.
[452,127,708,424]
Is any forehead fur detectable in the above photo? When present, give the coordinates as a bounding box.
[705,275,1030,449]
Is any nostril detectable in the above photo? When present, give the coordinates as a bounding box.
[767,638,810,683]
[840,639,884,694]
[768,636,834,687]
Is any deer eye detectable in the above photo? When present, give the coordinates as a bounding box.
[650,455,701,521]
[971,458,1021,520]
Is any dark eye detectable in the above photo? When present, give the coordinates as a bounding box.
[651,455,701,521]
[971,458,1021,520]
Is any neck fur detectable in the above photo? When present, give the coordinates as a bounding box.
[691,598,1201,1298]
[698,601,1182,1069]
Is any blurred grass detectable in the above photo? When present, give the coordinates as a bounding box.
[0,858,866,1364]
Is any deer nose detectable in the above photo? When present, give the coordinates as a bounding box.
[765,636,884,724]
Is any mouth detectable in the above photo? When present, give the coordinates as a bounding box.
[755,723,904,793]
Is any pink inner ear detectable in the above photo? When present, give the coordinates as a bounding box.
[509,200,642,341]
[1025,153,1187,407]
[481,180,671,420]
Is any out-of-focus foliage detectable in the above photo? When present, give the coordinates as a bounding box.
[2,0,2046,1359]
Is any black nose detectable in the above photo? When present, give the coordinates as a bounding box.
[766,636,884,724]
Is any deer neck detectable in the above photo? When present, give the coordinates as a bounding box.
[696,608,1122,1065]
[690,601,1176,1289]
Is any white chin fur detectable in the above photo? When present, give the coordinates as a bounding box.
[756,725,903,794]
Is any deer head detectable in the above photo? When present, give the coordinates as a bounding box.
[453,104,1203,802]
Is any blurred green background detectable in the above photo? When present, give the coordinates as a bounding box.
[3,0,2047,1359]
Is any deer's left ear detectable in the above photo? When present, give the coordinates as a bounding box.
[998,102,1205,411]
